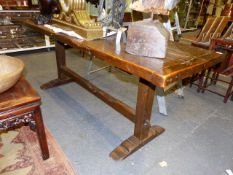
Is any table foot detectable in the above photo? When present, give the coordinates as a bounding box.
[40,78,72,89]
[110,125,165,160]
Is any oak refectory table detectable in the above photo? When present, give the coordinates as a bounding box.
[24,20,223,160]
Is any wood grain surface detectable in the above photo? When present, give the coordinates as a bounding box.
[24,20,223,88]
[0,77,40,113]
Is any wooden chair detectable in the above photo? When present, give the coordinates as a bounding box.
[192,16,232,49]
[0,77,49,160]
[199,38,233,103]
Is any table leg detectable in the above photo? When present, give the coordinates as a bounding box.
[110,78,165,160]
[34,107,49,160]
[41,41,72,89]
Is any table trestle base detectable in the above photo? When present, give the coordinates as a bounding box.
[110,125,165,160]
[38,41,165,160]
[40,78,72,89]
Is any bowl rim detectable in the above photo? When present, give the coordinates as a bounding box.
[0,56,25,79]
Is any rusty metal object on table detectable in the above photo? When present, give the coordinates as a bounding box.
[0,55,24,94]
[51,0,103,39]
[0,77,49,160]
[126,19,170,58]
[127,0,179,57]
[24,20,223,160]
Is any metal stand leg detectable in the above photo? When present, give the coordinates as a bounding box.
[177,87,184,99]
[157,95,168,116]
[177,79,184,99]
[87,55,94,78]
[156,87,167,116]
[86,54,111,79]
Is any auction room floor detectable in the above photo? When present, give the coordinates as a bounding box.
[15,47,233,175]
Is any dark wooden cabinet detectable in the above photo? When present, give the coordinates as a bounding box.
[0,10,54,54]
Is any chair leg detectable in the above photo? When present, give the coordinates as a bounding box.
[212,72,219,85]
[202,68,211,93]
[189,74,196,88]
[224,76,233,103]
[197,70,205,93]
[210,71,216,84]
[34,107,49,160]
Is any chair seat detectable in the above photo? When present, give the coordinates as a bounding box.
[0,77,40,113]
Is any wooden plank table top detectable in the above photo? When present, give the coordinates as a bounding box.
[24,20,224,161]
[24,20,223,88]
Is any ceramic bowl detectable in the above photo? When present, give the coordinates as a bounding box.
[0,55,24,93]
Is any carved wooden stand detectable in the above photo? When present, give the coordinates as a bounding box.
[41,41,165,160]
[0,78,49,160]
